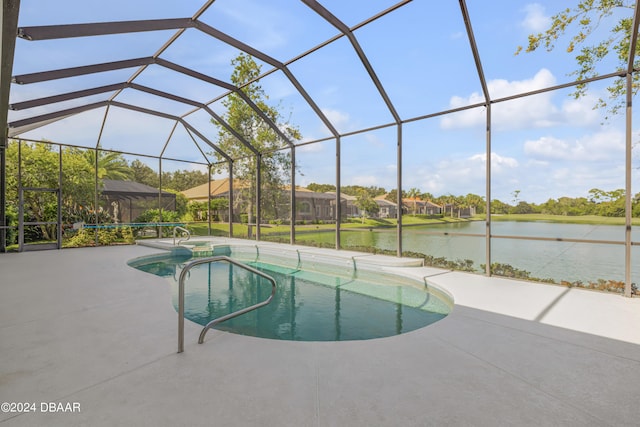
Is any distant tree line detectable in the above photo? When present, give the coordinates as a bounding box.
[493,188,640,217]
[305,182,640,217]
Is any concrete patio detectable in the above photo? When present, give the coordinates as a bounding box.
[1,241,639,426]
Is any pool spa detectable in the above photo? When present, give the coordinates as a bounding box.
[129,243,453,342]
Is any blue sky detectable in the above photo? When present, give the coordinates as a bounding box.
[8,0,639,203]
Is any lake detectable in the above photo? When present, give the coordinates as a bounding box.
[294,221,639,284]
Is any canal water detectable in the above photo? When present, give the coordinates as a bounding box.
[297,221,639,284]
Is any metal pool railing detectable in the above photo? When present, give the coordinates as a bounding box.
[173,226,191,245]
[177,255,277,353]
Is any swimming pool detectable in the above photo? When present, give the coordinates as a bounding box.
[128,243,453,342]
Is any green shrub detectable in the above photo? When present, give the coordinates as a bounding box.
[121,226,135,244]
[4,205,18,245]
[134,208,180,223]
[64,229,95,247]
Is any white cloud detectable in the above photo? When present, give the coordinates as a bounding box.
[321,108,350,130]
[520,4,551,32]
[441,69,600,131]
[523,136,569,159]
[405,152,519,196]
[364,133,386,149]
[217,0,287,51]
[524,130,625,162]
[298,142,325,153]
[470,152,520,172]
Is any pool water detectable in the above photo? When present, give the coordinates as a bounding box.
[130,251,451,341]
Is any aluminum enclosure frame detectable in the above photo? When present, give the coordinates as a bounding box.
[1,0,639,296]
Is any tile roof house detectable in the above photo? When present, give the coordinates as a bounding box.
[402,198,442,215]
[182,181,342,222]
[374,196,398,218]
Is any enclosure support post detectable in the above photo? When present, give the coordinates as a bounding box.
[624,72,633,297]
[485,105,492,276]
[17,140,22,252]
[290,145,296,244]
[1,0,21,251]
[335,136,341,250]
[255,153,261,241]
[396,123,402,257]
[460,0,492,276]
[57,145,62,249]
[158,157,163,238]
[207,164,211,236]
[95,105,110,244]
[623,2,639,297]
[94,148,99,246]
[228,160,233,238]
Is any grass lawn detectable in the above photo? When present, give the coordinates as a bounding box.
[183,215,482,237]
[490,213,640,225]
[184,213,638,238]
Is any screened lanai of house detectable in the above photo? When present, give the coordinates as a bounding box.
[1,0,639,296]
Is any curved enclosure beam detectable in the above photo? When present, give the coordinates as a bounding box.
[9,79,259,155]
[12,57,155,84]
[17,18,195,41]
[11,57,282,152]
[13,18,304,147]
[8,100,110,129]
[194,19,338,138]
[9,83,128,110]
[301,0,401,124]
[8,100,231,161]
[179,119,231,162]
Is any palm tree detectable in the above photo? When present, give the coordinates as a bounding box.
[407,188,420,215]
[436,194,456,217]
[464,193,485,215]
[84,150,132,181]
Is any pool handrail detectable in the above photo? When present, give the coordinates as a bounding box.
[173,226,191,245]
[178,255,277,353]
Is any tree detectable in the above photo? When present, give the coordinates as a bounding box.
[510,201,535,214]
[436,194,458,217]
[5,142,98,241]
[511,190,521,206]
[491,199,511,214]
[130,159,159,188]
[211,53,301,224]
[162,169,209,192]
[406,187,420,215]
[6,142,61,241]
[354,190,379,223]
[420,191,434,201]
[341,185,386,197]
[384,189,405,203]
[84,150,132,181]
[464,193,486,214]
[307,182,336,193]
[516,1,638,117]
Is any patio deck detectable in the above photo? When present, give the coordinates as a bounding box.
[1,240,639,426]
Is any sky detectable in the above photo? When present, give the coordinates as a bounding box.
[8,0,640,204]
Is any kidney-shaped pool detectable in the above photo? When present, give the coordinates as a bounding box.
[128,244,452,341]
